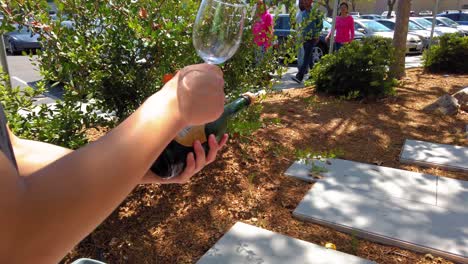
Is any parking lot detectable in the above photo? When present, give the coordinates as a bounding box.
[7,55,41,89]
[6,55,62,104]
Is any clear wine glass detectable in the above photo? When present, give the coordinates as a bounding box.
[193,0,247,64]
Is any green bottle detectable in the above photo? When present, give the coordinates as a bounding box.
[151,92,257,178]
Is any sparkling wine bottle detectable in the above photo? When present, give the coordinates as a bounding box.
[151,92,257,178]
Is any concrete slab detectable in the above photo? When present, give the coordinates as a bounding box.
[437,177,468,214]
[285,159,437,205]
[293,181,468,263]
[197,222,376,264]
[400,139,468,172]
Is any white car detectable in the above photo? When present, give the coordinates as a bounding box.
[376,19,441,48]
[423,16,468,36]
[381,11,396,18]
[409,17,459,36]
[354,19,424,54]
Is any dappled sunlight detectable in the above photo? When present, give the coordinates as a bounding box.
[294,177,468,262]
[197,222,374,264]
[401,140,468,172]
[65,69,467,263]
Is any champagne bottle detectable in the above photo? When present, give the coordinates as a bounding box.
[151,92,258,178]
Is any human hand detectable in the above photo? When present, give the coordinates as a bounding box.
[162,64,225,127]
[141,134,228,184]
[325,36,330,42]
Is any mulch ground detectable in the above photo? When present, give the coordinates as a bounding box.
[62,68,468,264]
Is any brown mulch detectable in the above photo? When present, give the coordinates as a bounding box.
[62,68,468,264]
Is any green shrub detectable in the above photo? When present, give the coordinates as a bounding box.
[423,33,468,73]
[308,37,397,98]
[2,0,285,121]
[0,72,108,149]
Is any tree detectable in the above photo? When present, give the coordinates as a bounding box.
[317,0,333,17]
[390,0,411,79]
[387,0,397,18]
[268,0,295,13]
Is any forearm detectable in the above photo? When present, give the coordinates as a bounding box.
[14,138,72,177]
[10,89,185,262]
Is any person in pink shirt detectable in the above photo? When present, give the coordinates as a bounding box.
[326,2,355,51]
[252,0,273,62]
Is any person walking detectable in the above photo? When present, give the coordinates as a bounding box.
[326,2,355,51]
[292,0,323,84]
[295,0,308,71]
[252,0,273,63]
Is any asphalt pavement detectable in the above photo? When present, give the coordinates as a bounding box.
[6,55,61,104]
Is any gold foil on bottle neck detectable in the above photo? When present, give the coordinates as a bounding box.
[174,125,207,147]
[242,92,257,105]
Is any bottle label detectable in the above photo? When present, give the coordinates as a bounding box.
[174,125,207,147]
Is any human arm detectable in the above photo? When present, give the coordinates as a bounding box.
[350,16,355,41]
[0,64,225,263]
[12,131,228,185]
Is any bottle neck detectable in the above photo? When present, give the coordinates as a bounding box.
[224,95,252,117]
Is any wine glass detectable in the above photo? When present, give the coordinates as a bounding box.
[193,0,247,64]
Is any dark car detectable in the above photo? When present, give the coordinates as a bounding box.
[438,10,468,25]
[273,14,365,64]
[4,24,41,55]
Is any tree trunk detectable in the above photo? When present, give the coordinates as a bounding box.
[387,0,396,18]
[318,0,333,17]
[351,0,356,12]
[390,0,411,79]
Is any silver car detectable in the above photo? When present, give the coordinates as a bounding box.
[354,19,424,54]
[423,16,468,36]
[376,19,441,48]
[409,17,460,36]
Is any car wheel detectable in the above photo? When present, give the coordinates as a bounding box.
[312,45,325,64]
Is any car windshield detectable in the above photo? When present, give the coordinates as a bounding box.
[412,18,432,28]
[362,20,391,32]
[439,17,459,26]
[409,21,424,30]
[323,20,331,29]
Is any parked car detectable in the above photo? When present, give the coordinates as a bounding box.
[354,19,424,54]
[360,14,382,20]
[409,17,460,35]
[381,11,396,18]
[273,14,292,46]
[350,12,360,19]
[376,18,440,48]
[273,14,365,64]
[419,10,433,16]
[438,10,468,25]
[422,16,468,36]
[3,24,41,55]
